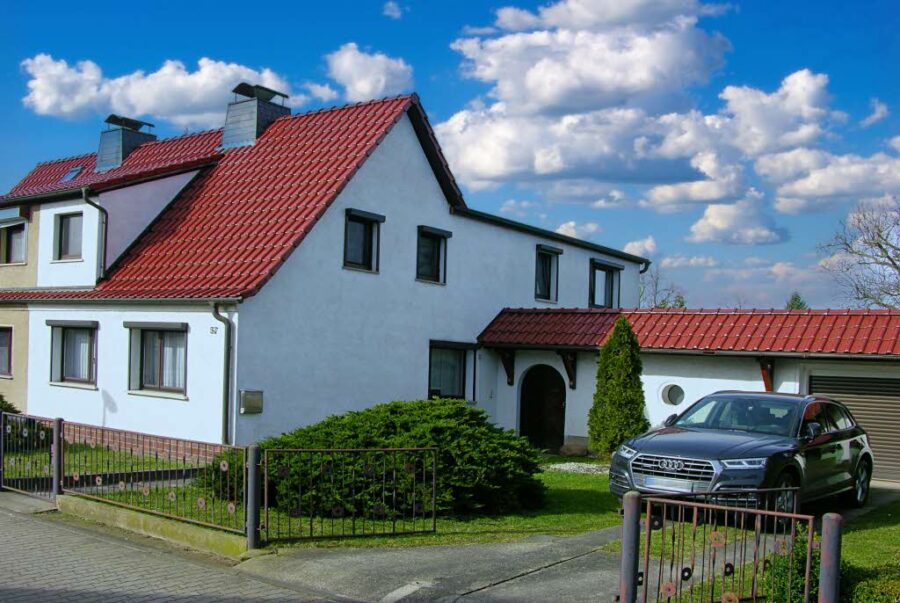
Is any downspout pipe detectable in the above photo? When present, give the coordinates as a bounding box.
[80,187,109,280]
[211,304,234,445]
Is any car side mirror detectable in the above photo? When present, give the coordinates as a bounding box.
[664,413,678,427]
[802,421,822,440]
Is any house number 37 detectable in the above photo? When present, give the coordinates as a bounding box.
[209,327,218,334]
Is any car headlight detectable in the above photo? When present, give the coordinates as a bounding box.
[617,444,638,460]
[721,457,767,469]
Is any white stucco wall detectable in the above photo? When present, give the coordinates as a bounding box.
[99,171,199,266]
[36,199,102,287]
[234,114,643,444]
[26,305,232,443]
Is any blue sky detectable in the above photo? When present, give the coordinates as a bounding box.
[2,0,898,307]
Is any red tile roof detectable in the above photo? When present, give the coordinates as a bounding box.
[478,308,900,357]
[0,95,453,301]
[1,129,222,201]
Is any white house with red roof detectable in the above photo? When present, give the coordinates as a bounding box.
[0,85,646,446]
[1,85,898,481]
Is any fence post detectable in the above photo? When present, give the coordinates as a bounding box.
[818,512,842,603]
[246,444,261,549]
[52,418,64,498]
[619,490,641,603]
[0,412,5,490]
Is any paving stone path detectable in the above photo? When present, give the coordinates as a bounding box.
[0,499,335,602]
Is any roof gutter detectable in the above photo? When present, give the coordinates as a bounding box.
[80,187,108,280]
[211,303,235,445]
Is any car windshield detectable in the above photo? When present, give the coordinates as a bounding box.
[673,395,800,437]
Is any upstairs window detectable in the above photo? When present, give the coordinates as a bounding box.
[0,327,11,377]
[56,213,83,260]
[416,226,452,284]
[428,345,466,399]
[0,222,26,264]
[535,245,562,302]
[48,321,98,385]
[344,209,384,272]
[589,260,621,308]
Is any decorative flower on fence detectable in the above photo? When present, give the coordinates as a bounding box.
[72,472,80,482]
[331,506,345,518]
[4,424,10,434]
[724,562,734,577]
[227,502,236,515]
[39,431,46,441]
[21,428,28,437]
[659,582,676,598]
[7,457,14,467]
[404,462,417,474]
[681,567,692,581]
[167,491,177,502]
[219,460,229,472]
[43,465,50,476]
[709,531,726,548]
[118,481,126,491]
[722,592,739,603]
[95,476,103,486]
[197,497,206,510]
[142,485,151,497]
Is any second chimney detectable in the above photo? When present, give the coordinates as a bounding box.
[221,83,290,149]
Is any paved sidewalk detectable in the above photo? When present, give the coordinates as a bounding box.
[0,493,337,603]
[238,527,624,602]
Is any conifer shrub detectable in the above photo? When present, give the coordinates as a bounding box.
[588,315,649,454]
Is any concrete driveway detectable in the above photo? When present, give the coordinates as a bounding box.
[237,526,624,603]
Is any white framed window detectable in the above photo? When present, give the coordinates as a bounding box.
[416,226,452,284]
[126,323,188,394]
[0,327,11,377]
[56,213,83,260]
[589,259,621,308]
[0,221,26,264]
[48,321,98,385]
[428,344,467,399]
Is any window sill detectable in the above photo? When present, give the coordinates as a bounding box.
[535,297,558,304]
[0,374,13,380]
[0,262,27,267]
[342,265,379,275]
[50,381,97,391]
[415,278,445,286]
[50,258,84,264]
[128,389,188,401]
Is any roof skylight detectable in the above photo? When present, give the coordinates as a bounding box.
[60,166,82,183]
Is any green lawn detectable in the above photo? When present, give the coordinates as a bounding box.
[842,499,900,568]
[539,453,610,466]
[266,470,620,548]
[4,444,180,478]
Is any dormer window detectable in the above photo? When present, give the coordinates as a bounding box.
[60,166,82,183]
[56,213,83,261]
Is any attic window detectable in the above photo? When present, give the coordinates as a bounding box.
[60,166,82,183]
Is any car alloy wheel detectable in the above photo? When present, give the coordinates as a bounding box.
[774,475,797,514]
[855,463,869,505]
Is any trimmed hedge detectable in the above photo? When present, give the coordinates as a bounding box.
[841,564,900,602]
[259,399,545,515]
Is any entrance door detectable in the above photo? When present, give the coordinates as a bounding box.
[520,364,566,451]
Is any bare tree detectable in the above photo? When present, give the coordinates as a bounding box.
[639,265,686,308]
[820,197,899,309]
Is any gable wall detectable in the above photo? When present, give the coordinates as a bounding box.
[234,114,642,444]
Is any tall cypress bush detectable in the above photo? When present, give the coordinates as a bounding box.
[588,315,649,454]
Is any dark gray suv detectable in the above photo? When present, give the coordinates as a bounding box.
[609,391,874,508]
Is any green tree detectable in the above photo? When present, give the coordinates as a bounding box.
[785,291,809,310]
[588,316,649,455]
[0,393,19,414]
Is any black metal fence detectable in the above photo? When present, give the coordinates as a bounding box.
[618,489,843,603]
[261,448,437,543]
[0,413,56,499]
[61,421,247,534]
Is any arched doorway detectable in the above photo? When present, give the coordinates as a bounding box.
[519,364,566,451]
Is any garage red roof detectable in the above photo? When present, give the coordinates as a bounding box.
[1,129,222,201]
[478,308,900,357]
[0,94,458,301]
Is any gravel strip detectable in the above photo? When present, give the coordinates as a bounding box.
[542,462,609,475]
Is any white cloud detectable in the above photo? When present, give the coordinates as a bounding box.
[591,189,626,208]
[383,1,403,19]
[325,43,413,102]
[644,152,743,208]
[623,235,656,256]
[21,54,298,128]
[305,82,339,102]
[688,191,787,244]
[660,254,718,268]
[495,0,727,32]
[498,199,537,217]
[890,136,900,153]
[718,69,836,156]
[555,220,601,238]
[860,98,889,127]
[753,148,830,184]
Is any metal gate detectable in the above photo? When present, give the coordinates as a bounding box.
[260,447,437,542]
[618,489,842,603]
[0,413,56,500]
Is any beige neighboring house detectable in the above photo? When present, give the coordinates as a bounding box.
[0,205,38,411]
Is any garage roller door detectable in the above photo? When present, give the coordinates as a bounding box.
[809,375,900,481]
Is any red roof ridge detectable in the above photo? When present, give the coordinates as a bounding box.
[34,152,96,167]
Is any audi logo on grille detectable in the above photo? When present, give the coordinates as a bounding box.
[658,459,685,471]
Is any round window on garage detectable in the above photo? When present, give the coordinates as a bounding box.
[662,384,685,406]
